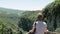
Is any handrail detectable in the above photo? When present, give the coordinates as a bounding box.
[44,31,60,34]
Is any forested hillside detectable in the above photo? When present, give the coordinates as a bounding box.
[0,8,24,34]
[42,0,60,32]
[0,0,60,34]
[18,0,60,34]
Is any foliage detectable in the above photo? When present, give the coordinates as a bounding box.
[55,28,60,33]
[42,0,60,31]
[18,17,33,31]
[0,0,60,34]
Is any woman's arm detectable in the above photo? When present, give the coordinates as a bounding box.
[29,26,35,33]
[26,27,35,34]
[44,28,48,32]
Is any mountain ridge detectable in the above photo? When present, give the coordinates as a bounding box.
[0,7,24,14]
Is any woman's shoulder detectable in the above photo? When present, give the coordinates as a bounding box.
[34,21,38,24]
[43,21,47,24]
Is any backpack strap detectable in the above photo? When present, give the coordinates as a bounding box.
[34,22,36,33]
[35,22,36,28]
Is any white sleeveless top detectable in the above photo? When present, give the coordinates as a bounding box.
[33,21,47,34]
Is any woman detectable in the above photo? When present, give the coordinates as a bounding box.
[27,13,48,34]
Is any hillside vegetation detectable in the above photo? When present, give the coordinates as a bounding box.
[0,9,24,34]
[18,0,60,34]
[0,0,60,34]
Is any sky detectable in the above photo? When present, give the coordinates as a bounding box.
[0,0,54,10]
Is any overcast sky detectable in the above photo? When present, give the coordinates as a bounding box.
[0,0,54,10]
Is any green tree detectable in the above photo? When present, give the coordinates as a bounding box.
[18,17,33,31]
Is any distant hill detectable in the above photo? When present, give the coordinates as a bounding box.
[0,7,24,14]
